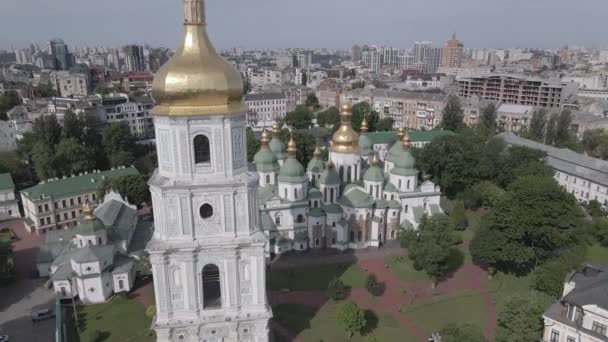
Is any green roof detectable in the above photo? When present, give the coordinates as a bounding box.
[269,137,287,160]
[254,147,280,172]
[359,134,373,154]
[309,208,325,217]
[376,199,389,209]
[388,200,402,209]
[390,167,419,177]
[0,173,14,190]
[307,158,325,172]
[363,165,384,182]
[384,181,398,193]
[366,129,455,145]
[278,158,307,183]
[22,167,139,200]
[77,215,106,235]
[323,203,343,214]
[394,150,416,169]
[307,187,322,199]
[258,185,278,203]
[338,186,375,208]
[319,167,340,185]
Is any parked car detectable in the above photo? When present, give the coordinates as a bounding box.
[31,307,54,322]
[0,335,9,342]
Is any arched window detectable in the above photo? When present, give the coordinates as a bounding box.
[354,165,358,181]
[407,179,411,189]
[398,179,402,188]
[347,166,352,183]
[275,215,281,225]
[118,279,124,290]
[339,166,344,181]
[404,205,409,212]
[330,188,335,202]
[324,188,328,202]
[266,175,270,184]
[294,188,298,199]
[202,264,221,309]
[284,188,287,199]
[296,214,304,223]
[97,237,102,245]
[193,135,211,164]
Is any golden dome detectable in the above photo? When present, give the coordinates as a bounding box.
[403,132,411,149]
[151,0,246,116]
[287,134,297,158]
[272,121,281,136]
[313,144,321,158]
[397,127,405,140]
[260,128,270,146]
[331,104,360,154]
[361,116,369,133]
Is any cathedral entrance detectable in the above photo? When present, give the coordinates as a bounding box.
[202,264,222,309]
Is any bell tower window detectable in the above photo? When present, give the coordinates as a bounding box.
[202,264,221,309]
[193,135,210,164]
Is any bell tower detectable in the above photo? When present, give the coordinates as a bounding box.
[147,0,272,341]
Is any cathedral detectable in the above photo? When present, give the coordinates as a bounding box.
[146,0,272,341]
[254,107,443,255]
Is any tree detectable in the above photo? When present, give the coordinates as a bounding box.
[109,150,135,168]
[63,111,84,141]
[33,81,57,98]
[316,107,340,128]
[375,117,394,132]
[31,142,56,180]
[439,323,485,342]
[33,114,62,147]
[450,199,467,231]
[544,113,558,146]
[480,103,497,131]
[408,215,463,286]
[351,102,379,132]
[336,301,366,339]
[278,129,317,166]
[471,175,584,274]
[305,94,320,110]
[54,138,94,176]
[365,274,381,296]
[94,82,113,96]
[527,109,547,142]
[0,91,21,120]
[555,110,573,147]
[587,200,606,218]
[351,81,365,89]
[246,127,260,162]
[284,105,313,129]
[495,146,553,188]
[440,96,464,131]
[531,245,586,298]
[588,217,608,246]
[103,122,134,154]
[495,293,552,342]
[326,277,347,301]
[98,174,151,206]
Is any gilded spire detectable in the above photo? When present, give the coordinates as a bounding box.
[184,0,205,25]
[361,116,369,133]
[371,152,380,165]
[82,202,95,221]
[260,128,270,147]
[272,121,281,137]
[397,127,405,140]
[287,133,297,158]
[402,132,411,149]
[313,144,321,158]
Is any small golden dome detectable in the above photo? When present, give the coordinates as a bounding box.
[397,127,405,140]
[371,152,380,165]
[287,134,297,158]
[82,202,95,221]
[331,104,360,154]
[272,121,281,136]
[260,128,270,146]
[361,117,369,133]
[151,0,245,116]
[313,144,321,158]
[403,132,411,149]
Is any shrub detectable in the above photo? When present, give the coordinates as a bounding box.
[365,274,382,297]
[326,277,347,301]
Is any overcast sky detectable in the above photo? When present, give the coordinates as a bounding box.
[1,0,607,50]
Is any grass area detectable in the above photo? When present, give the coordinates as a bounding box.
[456,209,485,243]
[267,263,367,291]
[67,295,154,342]
[0,231,11,243]
[273,303,419,342]
[586,243,608,263]
[384,255,429,282]
[487,272,533,308]
[401,290,487,334]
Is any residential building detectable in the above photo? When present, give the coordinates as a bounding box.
[146,1,272,340]
[122,72,154,93]
[441,34,464,68]
[36,193,137,304]
[496,104,535,133]
[245,92,287,128]
[543,263,608,342]
[48,38,73,70]
[20,167,139,234]
[413,41,432,64]
[457,74,577,108]
[102,95,155,138]
[0,173,19,219]
[316,78,343,108]
[50,71,89,97]
[373,90,448,130]
[246,69,284,88]
[123,45,146,72]
[0,120,17,152]
[351,45,362,62]
[499,133,608,207]
[362,49,382,73]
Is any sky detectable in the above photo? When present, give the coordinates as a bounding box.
[1,0,607,50]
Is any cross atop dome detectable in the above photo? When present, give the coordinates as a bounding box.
[183,0,205,25]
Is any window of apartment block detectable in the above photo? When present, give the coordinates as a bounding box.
[62,199,66,207]
[46,217,51,225]
[44,204,49,211]
[38,205,42,213]
[55,215,60,222]
[54,202,58,209]
[64,213,68,220]
[549,330,559,342]
[39,218,44,226]
[566,337,575,342]
[70,198,74,206]
[78,197,82,205]
[92,193,96,201]
[592,322,607,335]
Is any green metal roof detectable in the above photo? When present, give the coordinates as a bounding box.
[258,185,278,202]
[319,167,340,185]
[376,199,389,209]
[307,187,322,199]
[384,181,398,193]
[338,186,375,208]
[269,137,287,160]
[254,147,280,172]
[0,173,14,190]
[323,203,343,214]
[77,215,106,236]
[363,165,384,182]
[307,157,325,172]
[278,158,306,183]
[366,129,455,146]
[359,134,373,154]
[309,208,325,217]
[22,167,139,200]
[388,200,402,209]
[390,167,419,177]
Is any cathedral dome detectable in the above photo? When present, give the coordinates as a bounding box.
[319,161,341,185]
[364,154,384,182]
[331,104,359,154]
[269,122,287,160]
[392,134,417,176]
[77,203,105,236]
[151,0,246,116]
[254,129,279,172]
[307,145,325,172]
[278,136,306,183]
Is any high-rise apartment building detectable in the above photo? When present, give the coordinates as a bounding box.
[351,45,362,62]
[413,41,432,64]
[441,34,464,68]
[48,38,73,70]
[123,45,146,72]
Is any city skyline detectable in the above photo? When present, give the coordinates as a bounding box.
[1,0,608,49]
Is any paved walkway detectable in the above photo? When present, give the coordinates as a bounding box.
[270,250,497,342]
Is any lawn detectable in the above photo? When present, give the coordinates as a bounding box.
[586,243,608,263]
[267,263,366,291]
[400,290,487,334]
[273,303,419,342]
[384,255,429,282]
[487,272,533,308]
[67,295,154,342]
